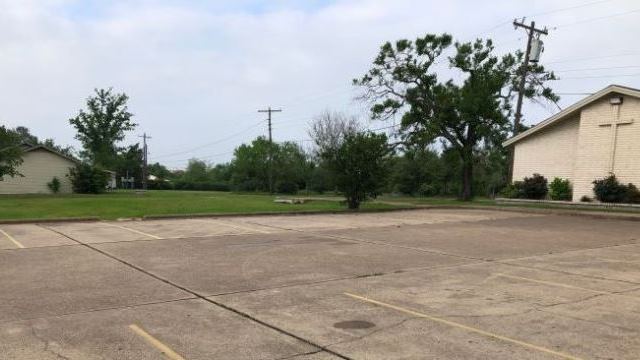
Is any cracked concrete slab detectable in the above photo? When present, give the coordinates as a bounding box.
[214,260,640,359]
[0,224,75,249]
[229,209,535,232]
[0,299,316,360]
[0,245,189,322]
[94,231,470,296]
[322,215,640,261]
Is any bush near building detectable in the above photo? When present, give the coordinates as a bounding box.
[593,175,640,203]
[549,177,572,201]
[68,163,109,194]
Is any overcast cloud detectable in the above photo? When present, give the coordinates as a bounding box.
[1,0,639,168]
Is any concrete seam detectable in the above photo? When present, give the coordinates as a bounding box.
[41,225,353,360]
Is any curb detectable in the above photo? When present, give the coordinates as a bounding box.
[416,204,640,222]
[141,206,419,220]
[0,217,101,225]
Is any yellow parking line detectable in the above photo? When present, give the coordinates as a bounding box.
[103,223,162,239]
[495,273,626,297]
[344,292,583,360]
[0,228,25,248]
[129,324,185,360]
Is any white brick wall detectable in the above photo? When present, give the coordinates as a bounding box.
[0,149,75,194]
[573,95,640,201]
[513,93,640,202]
[512,115,580,185]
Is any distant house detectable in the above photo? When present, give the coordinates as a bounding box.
[0,143,78,194]
[503,84,640,201]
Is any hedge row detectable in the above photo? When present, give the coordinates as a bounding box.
[502,173,640,204]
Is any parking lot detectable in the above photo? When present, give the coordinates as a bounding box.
[1,208,640,359]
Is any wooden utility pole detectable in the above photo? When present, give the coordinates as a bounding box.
[508,19,548,182]
[512,19,548,135]
[257,107,282,193]
[139,133,152,190]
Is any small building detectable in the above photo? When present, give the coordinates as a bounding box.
[0,144,78,194]
[503,84,640,201]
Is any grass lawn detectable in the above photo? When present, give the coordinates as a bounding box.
[0,191,401,221]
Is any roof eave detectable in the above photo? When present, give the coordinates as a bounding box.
[502,84,640,147]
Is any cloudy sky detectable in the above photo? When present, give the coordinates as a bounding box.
[2,0,639,168]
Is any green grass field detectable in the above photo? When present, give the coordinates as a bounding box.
[0,191,400,221]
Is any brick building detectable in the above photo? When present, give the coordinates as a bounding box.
[503,84,640,201]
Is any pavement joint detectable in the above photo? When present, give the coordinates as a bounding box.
[343,292,584,360]
[40,225,353,360]
[0,296,199,326]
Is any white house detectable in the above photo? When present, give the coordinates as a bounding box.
[503,84,640,201]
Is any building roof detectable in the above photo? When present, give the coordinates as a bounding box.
[503,84,640,147]
[22,143,79,164]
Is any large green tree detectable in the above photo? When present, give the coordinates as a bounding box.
[0,126,23,179]
[355,34,557,200]
[323,132,393,209]
[230,137,310,193]
[69,88,136,168]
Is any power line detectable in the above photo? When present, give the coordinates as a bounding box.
[527,0,617,18]
[153,120,263,159]
[546,53,640,64]
[159,150,236,164]
[553,7,640,28]
[554,65,640,72]
[470,0,617,40]
[554,72,640,79]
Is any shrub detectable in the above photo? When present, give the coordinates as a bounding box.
[500,183,521,199]
[592,175,640,204]
[520,173,548,199]
[580,195,592,202]
[626,183,640,203]
[593,175,629,203]
[418,183,440,197]
[68,163,109,194]
[47,177,61,194]
[276,181,299,194]
[549,177,572,201]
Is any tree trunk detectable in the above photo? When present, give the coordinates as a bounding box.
[460,149,473,201]
[347,197,360,209]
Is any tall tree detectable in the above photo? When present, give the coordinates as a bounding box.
[0,126,23,179]
[69,88,136,168]
[355,34,557,200]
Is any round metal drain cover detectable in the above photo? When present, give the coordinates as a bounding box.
[333,320,375,329]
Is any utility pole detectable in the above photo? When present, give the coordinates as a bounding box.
[258,107,282,193]
[509,19,548,182]
[512,19,548,135]
[139,133,152,190]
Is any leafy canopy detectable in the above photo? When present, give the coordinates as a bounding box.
[354,33,557,200]
[323,132,393,209]
[69,88,136,167]
[0,126,23,179]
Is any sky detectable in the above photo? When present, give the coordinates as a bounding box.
[2,0,640,169]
